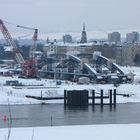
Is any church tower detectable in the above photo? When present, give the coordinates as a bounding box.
[80,23,87,43]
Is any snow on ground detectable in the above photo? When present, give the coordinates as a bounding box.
[0,80,140,105]
[0,124,140,140]
[0,66,140,104]
[1,67,140,139]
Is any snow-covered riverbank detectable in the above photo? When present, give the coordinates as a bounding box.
[0,66,140,105]
[0,124,140,140]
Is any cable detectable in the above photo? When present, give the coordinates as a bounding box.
[2,19,17,26]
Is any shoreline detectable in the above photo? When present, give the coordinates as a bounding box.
[0,124,140,140]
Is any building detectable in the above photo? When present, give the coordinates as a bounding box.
[43,41,140,66]
[63,34,72,43]
[80,24,87,43]
[108,32,121,43]
[126,32,139,43]
[116,44,140,66]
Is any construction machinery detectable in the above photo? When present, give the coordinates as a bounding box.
[0,19,38,78]
[16,25,38,58]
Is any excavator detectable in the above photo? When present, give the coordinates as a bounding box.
[0,19,38,78]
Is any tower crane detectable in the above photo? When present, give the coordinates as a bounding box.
[16,25,38,58]
[0,19,38,78]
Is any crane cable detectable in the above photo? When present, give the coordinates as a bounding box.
[2,19,17,26]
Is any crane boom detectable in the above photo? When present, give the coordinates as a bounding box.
[16,25,38,41]
[16,25,36,30]
[16,24,38,58]
[0,19,25,64]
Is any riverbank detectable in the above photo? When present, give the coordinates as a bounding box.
[0,66,140,105]
[0,124,140,140]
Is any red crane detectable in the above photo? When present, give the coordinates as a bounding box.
[0,19,25,64]
[0,19,38,78]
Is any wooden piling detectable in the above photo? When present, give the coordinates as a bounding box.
[92,90,95,106]
[64,90,67,106]
[109,89,112,106]
[114,89,116,106]
[100,90,103,106]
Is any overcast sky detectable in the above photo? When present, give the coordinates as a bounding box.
[1,0,140,34]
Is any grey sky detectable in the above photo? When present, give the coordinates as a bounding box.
[0,0,140,33]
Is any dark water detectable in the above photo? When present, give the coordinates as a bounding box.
[0,104,140,128]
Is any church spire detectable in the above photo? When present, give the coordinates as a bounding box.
[80,23,87,43]
[83,23,85,31]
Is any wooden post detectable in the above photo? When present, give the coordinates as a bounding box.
[114,89,116,106]
[41,90,43,100]
[64,90,67,106]
[100,89,103,106]
[92,90,95,106]
[87,90,89,105]
[109,89,112,106]
[51,116,53,126]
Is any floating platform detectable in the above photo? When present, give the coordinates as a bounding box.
[26,89,117,107]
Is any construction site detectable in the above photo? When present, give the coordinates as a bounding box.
[0,19,134,84]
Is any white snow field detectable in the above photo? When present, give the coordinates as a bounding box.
[0,124,140,140]
[0,66,140,105]
[0,67,140,105]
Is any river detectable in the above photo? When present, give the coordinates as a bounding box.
[0,103,140,128]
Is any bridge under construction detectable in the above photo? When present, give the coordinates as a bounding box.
[40,53,133,84]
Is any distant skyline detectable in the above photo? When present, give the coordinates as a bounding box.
[1,0,140,35]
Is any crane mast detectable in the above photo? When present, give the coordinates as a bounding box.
[31,28,38,58]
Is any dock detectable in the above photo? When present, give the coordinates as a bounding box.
[26,89,117,107]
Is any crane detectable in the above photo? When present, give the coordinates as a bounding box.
[16,25,38,58]
[0,19,38,78]
[0,19,25,64]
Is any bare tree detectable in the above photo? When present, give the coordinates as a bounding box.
[31,129,34,140]
[6,100,12,140]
